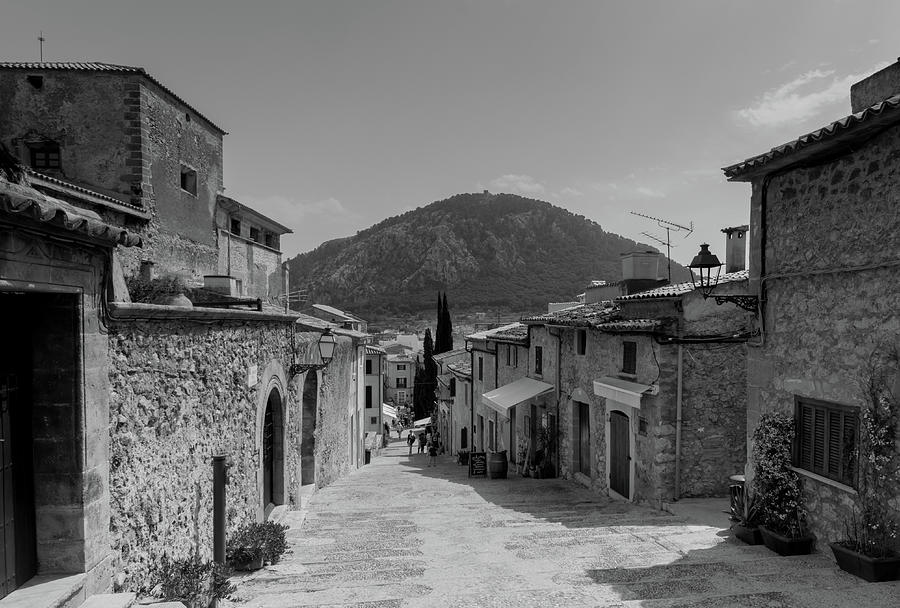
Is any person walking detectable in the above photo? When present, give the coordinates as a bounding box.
[427,439,438,467]
[407,431,415,455]
[418,431,426,454]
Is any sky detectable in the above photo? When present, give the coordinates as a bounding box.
[2,0,897,267]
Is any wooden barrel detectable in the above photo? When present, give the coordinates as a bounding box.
[488,450,508,479]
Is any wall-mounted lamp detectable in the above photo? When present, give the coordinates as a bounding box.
[290,328,337,376]
[688,243,758,312]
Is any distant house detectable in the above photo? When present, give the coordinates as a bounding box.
[309,303,367,333]
[385,354,415,407]
[522,232,752,503]
[433,348,468,452]
[447,357,473,453]
[723,59,900,545]
[364,345,386,433]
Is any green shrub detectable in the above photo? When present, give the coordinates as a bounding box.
[227,521,290,567]
[125,273,187,303]
[153,553,234,608]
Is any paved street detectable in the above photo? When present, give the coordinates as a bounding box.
[228,435,900,608]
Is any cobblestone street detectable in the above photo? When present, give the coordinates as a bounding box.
[228,436,900,608]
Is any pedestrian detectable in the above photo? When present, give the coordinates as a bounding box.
[407,431,415,455]
[396,424,402,440]
[427,439,437,467]
[434,431,442,454]
[418,431,426,454]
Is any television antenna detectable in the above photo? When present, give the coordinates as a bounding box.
[631,211,694,283]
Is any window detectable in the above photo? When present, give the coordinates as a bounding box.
[249,226,260,243]
[622,341,637,375]
[365,386,372,408]
[180,165,197,195]
[506,344,518,367]
[26,75,44,89]
[449,377,456,397]
[577,330,587,356]
[396,378,407,388]
[370,416,377,425]
[397,364,406,371]
[365,359,373,375]
[478,356,483,381]
[534,346,543,376]
[230,217,241,236]
[397,391,406,402]
[794,397,858,487]
[265,232,277,249]
[30,141,60,171]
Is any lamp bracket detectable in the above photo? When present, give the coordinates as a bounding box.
[712,294,759,313]
[289,362,328,376]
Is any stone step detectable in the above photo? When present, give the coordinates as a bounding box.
[77,593,136,608]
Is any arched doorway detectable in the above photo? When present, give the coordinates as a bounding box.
[300,372,318,486]
[262,387,284,512]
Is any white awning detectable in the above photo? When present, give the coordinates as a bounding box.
[414,416,432,427]
[593,376,652,409]
[382,403,397,420]
[482,377,554,418]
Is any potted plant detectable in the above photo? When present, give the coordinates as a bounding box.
[752,411,815,555]
[227,521,290,571]
[535,424,556,479]
[730,483,763,545]
[148,553,234,608]
[831,345,900,582]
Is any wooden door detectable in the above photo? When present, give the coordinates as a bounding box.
[263,402,274,506]
[578,402,591,476]
[609,411,630,498]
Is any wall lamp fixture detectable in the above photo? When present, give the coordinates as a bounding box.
[290,328,337,376]
[688,243,759,312]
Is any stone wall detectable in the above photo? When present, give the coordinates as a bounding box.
[107,317,355,591]
[746,122,900,546]
[217,230,284,301]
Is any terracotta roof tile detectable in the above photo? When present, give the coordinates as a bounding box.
[615,270,749,301]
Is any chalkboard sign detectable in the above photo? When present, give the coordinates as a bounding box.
[468,451,487,477]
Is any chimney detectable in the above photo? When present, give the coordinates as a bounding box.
[621,250,661,281]
[721,225,748,273]
[850,59,900,113]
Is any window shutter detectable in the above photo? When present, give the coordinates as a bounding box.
[799,403,813,470]
[827,409,841,477]
[842,413,858,485]
[812,408,826,473]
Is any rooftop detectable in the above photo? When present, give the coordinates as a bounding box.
[365,345,386,356]
[217,195,292,235]
[432,348,468,362]
[311,303,363,322]
[448,359,472,378]
[615,270,749,301]
[467,321,526,341]
[722,94,900,181]
[522,301,620,328]
[0,62,227,134]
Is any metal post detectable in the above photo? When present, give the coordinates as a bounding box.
[213,455,226,564]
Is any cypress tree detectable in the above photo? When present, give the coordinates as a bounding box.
[423,328,437,417]
[442,292,453,352]
[435,292,445,353]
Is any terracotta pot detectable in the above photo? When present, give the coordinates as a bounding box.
[830,542,900,582]
[759,526,815,556]
[732,524,763,545]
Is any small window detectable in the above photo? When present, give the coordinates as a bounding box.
[230,217,241,236]
[577,330,587,356]
[365,386,373,408]
[397,391,406,402]
[30,141,60,171]
[370,416,377,425]
[397,364,406,371]
[478,356,483,381]
[534,346,543,376]
[249,226,260,243]
[794,397,858,487]
[365,359,373,375]
[450,377,456,397]
[396,378,407,388]
[26,75,44,89]
[180,165,197,195]
[622,341,637,375]
[265,232,277,249]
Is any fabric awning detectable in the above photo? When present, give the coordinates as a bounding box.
[414,416,431,427]
[382,403,397,420]
[593,376,653,409]
[482,377,554,418]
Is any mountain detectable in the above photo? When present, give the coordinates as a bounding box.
[286,192,690,317]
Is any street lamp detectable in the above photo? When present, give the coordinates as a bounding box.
[688,243,759,313]
[290,328,337,376]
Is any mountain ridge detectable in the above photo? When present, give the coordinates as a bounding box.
[286,192,690,317]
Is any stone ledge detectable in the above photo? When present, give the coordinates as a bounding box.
[789,466,858,495]
[108,302,299,323]
[0,574,85,608]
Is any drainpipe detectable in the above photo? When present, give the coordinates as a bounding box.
[674,344,684,500]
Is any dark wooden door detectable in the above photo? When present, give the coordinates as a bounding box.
[609,411,630,498]
[263,402,274,506]
[578,402,591,476]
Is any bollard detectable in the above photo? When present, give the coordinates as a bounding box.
[213,455,226,565]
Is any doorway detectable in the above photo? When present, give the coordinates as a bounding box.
[300,372,318,485]
[609,410,630,498]
[576,401,591,477]
[262,387,284,512]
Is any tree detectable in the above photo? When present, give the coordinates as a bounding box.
[422,329,438,418]
[412,361,428,420]
[434,292,446,354]
[441,292,454,352]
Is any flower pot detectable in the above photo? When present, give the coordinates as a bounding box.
[231,553,264,571]
[830,542,900,582]
[732,524,763,545]
[759,526,815,556]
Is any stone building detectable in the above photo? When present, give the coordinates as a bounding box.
[723,59,900,546]
[384,353,415,407]
[447,357,473,454]
[433,348,467,453]
[364,345,386,433]
[522,240,751,504]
